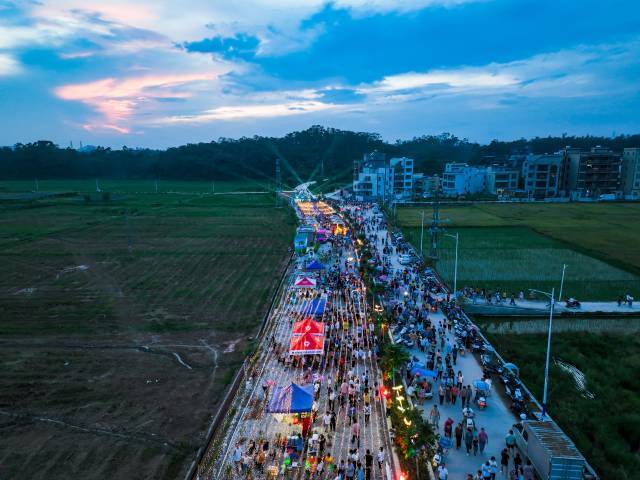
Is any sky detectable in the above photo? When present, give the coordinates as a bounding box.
[1,0,639,148]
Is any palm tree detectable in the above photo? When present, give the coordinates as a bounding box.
[380,343,410,383]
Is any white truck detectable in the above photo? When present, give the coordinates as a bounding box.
[514,420,589,480]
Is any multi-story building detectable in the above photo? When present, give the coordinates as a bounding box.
[352,152,390,202]
[389,157,414,199]
[352,152,414,202]
[565,146,622,198]
[486,165,519,196]
[522,153,565,199]
[622,148,640,199]
[441,163,487,196]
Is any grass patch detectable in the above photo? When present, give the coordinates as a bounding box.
[398,203,640,300]
[484,331,640,480]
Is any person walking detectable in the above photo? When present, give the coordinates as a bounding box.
[455,422,463,450]
[464,427,474,455]
[505,429,516,455]
[376,447,385,472]
[429,404,441,431]
[437,462,449,480]
[472,427,479,456]
[489,456,498,480]
[478,427,489,455]
[500,448,510,476]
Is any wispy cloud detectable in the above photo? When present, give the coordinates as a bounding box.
[0,53,20,75]
[163,100,340,123]
[55,73,218,132]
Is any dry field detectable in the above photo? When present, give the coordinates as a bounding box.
[0,187,294,479]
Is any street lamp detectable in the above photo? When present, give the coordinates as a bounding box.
[444,232,459,299]
[529,287,555,418]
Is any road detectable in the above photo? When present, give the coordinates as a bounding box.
[198,202,396,480]
[357,205,519,480]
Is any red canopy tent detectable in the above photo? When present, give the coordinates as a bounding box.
[292,318,324,336]
[289,333,324,355]
[294,276,317,288]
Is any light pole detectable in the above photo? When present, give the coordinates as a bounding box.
[419,210,425,256]
[444,232,459,299]
[529,287,555,418]
[558,264,567,303]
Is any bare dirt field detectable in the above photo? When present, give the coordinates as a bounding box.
[0,187,294,479]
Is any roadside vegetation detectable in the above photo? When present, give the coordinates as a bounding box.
[481,330,640,480]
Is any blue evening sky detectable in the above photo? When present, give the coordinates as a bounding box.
[0,0,639,147]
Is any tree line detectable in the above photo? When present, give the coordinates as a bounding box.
[1,126,639,187]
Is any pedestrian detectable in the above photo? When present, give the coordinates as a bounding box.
[376,447,385,471]
[455,422,463,450]
[505,429,516,454]
[473,427,479,456]
[523,460,535,480]
[438,384,445,405]
[464,427,474,455]
[233,442,243,473]
[478,427,488,454]
[364,449,373,480]
[437,462,449,480]
[489,456,498,480]
[460,386,468,408]
[500,448,510,476]
[481,461,491,479]
[429,404,441,430]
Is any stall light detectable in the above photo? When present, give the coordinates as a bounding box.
[397,405,406,412]
[392,385,403,391]
[403,417,412,426]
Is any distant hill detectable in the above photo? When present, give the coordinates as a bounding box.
[1,126,639,187]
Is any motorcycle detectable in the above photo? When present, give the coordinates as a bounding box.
[565,298,581,309]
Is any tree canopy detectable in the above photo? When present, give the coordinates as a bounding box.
[2,127,638,187]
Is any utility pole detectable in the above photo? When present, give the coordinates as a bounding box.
[275,158,282,208]
[96,179,101,193]
[558,264,567,303]
[420,210,425,256]
[429,183,441,261]
[542,287,555,417]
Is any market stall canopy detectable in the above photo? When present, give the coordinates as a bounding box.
[267,383,314,413]
[410,367,438,378]
[292,318,324,336]
[300,297,326,316]
[305,259,326,271]
[294,276,317,288]
[474,379,490,391]
[289,333,324,355]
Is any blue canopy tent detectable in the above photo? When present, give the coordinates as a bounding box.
[267,383,314,413]
[474,379,490,391]
[300,297,326,317]
[305,259,326,271]
[410,367,438,379]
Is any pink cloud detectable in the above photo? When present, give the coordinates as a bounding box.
[55,73,215,133]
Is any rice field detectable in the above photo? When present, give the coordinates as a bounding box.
[398,203,640,300]
[0,183,295,479]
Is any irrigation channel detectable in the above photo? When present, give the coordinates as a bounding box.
[193,200,398,480]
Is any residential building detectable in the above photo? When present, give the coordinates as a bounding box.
[413,174,441,198]
[522,153,564,199]
[441,163,487,196]
[352,152,391,202]
[486,165,519,196]
[389,156,414,199]
[565,146,622,198]
[622,148,640,198]
[352,152,414,202]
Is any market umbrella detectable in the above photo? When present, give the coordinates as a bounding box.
[474,379,490,391]
[410,367,438,378]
